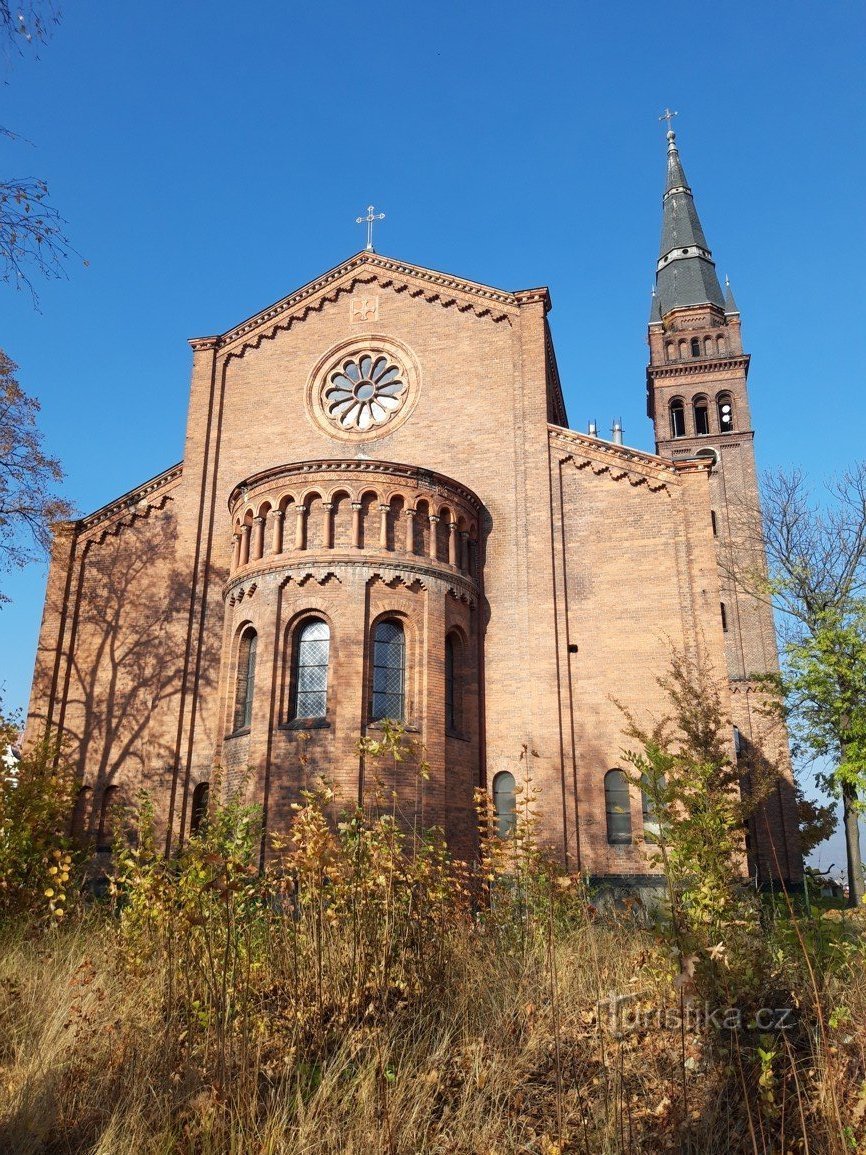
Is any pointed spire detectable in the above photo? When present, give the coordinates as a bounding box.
[655,125,725,315]
[724,274,739,315]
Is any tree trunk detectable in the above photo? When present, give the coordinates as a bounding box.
[842,780,865,907]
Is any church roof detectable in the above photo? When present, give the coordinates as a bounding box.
[190,251,551,355]
[655,130,725,315]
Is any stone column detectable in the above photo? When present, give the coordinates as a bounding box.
[231,532,241,572]
[239,523,251,567]
[270,509,284,555]
[294,505,307,550]
[448,521,458,567]
[322,502,334,549]
[405,507,416,553]
[428,514,440,559]
[459,530,470,573]
[351,502,363,548]
[251,516,265,562]
[379,504,389,549]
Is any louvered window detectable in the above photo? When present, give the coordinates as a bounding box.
[291,619,330,719]
[371,620,405,721]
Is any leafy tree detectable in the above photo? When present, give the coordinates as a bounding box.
[1,0,72,302]
[0,702,78,923]
[0,350,72,602]
[734,466,866,905]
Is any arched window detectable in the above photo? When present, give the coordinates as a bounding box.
[690,337,701,357]
[604,770,632,845]
[717,393,735,432]
[371,619,405,721]
[97,784,120,852]
[492,771,517,838]
[711,509,717,536]
[670,399,686,438]
[233,627,257,733]
[190,782,210,836]
[445,632,461,732]
[721,602,728,632]
[693,396,709,436]
[641,774,660,841]
[290,619,330,719]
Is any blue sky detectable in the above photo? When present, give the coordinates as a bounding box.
[1,1,864,871]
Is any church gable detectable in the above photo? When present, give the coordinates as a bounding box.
[193,252,550,363]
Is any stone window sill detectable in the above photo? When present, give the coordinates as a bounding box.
[280,718,331,731]
[445,728,470,743]
[225,726,251,740]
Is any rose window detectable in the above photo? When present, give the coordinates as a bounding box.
[323,353,407,432]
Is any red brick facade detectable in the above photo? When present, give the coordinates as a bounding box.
[25,247,802,886]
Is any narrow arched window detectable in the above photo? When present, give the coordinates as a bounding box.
[604,770,632,845]
[641,774,660,841]
[291,619,330,719]
[190,782,209,836]
[670,399,685,438]
[693,396,709,436]
[233,627,257,733]
[721,602,728,632]
[445,632,460,732]
[717,393,735,432]
[711,509,718,536]
[492,771,517,838]
[371,619,405,721]
[97,785,119,852]
[690,337,701,357]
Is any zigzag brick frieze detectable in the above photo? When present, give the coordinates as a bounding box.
[188,254,550,363]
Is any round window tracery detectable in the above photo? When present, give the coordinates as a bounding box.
[324,353,407,431]
[307,336,420,442]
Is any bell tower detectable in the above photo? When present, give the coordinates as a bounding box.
[645,124,803,885]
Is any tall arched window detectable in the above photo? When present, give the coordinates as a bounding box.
[690,337,701,357]
[492,771,517,838]
[371,619,405,721]
[693,395,709,435]
[670,399,686,438]
[445,632,460,732]
[233,627,257,733]
[290,619,330,719]
[717,393,735,432]
[604,769,632,845]
[190,782,210,836]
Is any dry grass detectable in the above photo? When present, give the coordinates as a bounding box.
[0,779,864,1154]
[0,897,863,1154]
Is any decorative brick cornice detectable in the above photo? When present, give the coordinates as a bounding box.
[228,458,484,517]
[78,463,183,538]
[647,355,750,381]
[549,425,711,493]
[223,556,477,605]
[188,252,548,362]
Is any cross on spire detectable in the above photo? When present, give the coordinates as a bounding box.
[658,107,678,134]
[356,204,385,253]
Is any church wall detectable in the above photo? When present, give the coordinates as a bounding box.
[168,277,568,859]
[550,433,731,879]
[25,475,188,844]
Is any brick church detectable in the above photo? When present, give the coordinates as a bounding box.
[26,127,803,887]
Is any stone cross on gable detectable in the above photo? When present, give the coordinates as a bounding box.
[356,204,385,253]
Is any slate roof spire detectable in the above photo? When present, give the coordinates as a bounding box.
[655,127,725,315]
